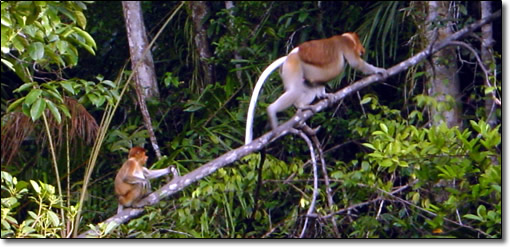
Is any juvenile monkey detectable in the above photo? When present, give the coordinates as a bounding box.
[114,146,171,213]
[245,32,386,144]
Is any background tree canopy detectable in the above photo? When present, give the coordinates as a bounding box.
[1,1,502,238]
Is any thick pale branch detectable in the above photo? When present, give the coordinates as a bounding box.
[77,10,500,238]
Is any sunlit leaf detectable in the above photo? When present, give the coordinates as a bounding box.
[30,98,46,121]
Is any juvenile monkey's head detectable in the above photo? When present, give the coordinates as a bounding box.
[343,32,366,56]
[128,146,148,165]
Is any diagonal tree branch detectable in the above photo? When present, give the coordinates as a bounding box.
[77,10,501,238]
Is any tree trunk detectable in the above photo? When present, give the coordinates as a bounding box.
[481,1,498,127]
[122,1,161,159]
[122,1,159,99]
[189,1,215,91]
[425,1,462,128]
[224,1,244,84]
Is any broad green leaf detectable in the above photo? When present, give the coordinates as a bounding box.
[104,221,119,235]
[477,205,487,218]
[47,211,60,227]
[360,97,372,105]
[470,120,480,133]
[362,143,375,150]
[74,11,87,29]
[72,26,96,49]
[372,130,386,136]
[28,211,38,220]
[60,80,75,94]
[45,99,61,124]
[1,58,14,71]
[28,42,45,60]
[380,123,388,133]
[58,104,71,118]
[380,159,393,167]
[101,80,116,88]
[71,35,96,55]
[56,40,69,53]
[7,97,26,112]
[30,98,46,121]
[30,180,40,193]
[43,88,64,103]
[24,89,42,105]
[13,82,36,93]
[463,214,482,221]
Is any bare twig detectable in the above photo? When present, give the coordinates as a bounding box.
[289,128,318,238]
[301,124,340,237]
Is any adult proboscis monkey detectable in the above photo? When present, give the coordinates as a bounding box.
[245,32,386,144]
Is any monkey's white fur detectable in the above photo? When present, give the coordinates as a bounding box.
[245,52,294,144]
[244,33,385,145]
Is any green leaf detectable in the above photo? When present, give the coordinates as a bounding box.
[470,120,480,133]
[58,104,71,118]
[7,97,26,112]
[362,143,375,150]
[101,80,116,88]
[380,159,393,167]
[361,161,370,171]
[13,82,36,93]
[372,130,386,136]
[360,97,372,105]
[60,81,75,95]
[184,104,204,112]
[1,58,14,71]
[28,42,45,60]
[74,11,87,29]
[398,160,408,167]
[25,89,42,105]
[87,93,98,105]
[45,99,61,124]
[104,221,119,235]
[463,214,482,221]
[28,211,38,220]
[484,86,496,95]
[477,205,487,218]
[30,180,40,193]
[43,88,64,103]
[30,98,46,121]
[380,123,388,133]
[72,26,96,49]
[47,211,60,227]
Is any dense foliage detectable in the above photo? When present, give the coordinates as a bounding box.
[1,1,501,238]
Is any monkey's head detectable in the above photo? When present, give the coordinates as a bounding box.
[344,32,366,56]
[128,146,148,165]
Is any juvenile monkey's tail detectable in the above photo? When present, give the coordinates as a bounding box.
[245,55,288,144]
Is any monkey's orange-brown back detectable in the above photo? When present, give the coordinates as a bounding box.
[298,36,341,67]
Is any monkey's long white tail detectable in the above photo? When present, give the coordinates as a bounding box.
[245,56,288,144]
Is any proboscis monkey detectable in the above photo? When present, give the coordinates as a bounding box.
[114,147,172,213]
[245,32,386,144]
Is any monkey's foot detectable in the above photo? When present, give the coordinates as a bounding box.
[297,105,317,114]
[376,69,388,79]
[317,92,334,100]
